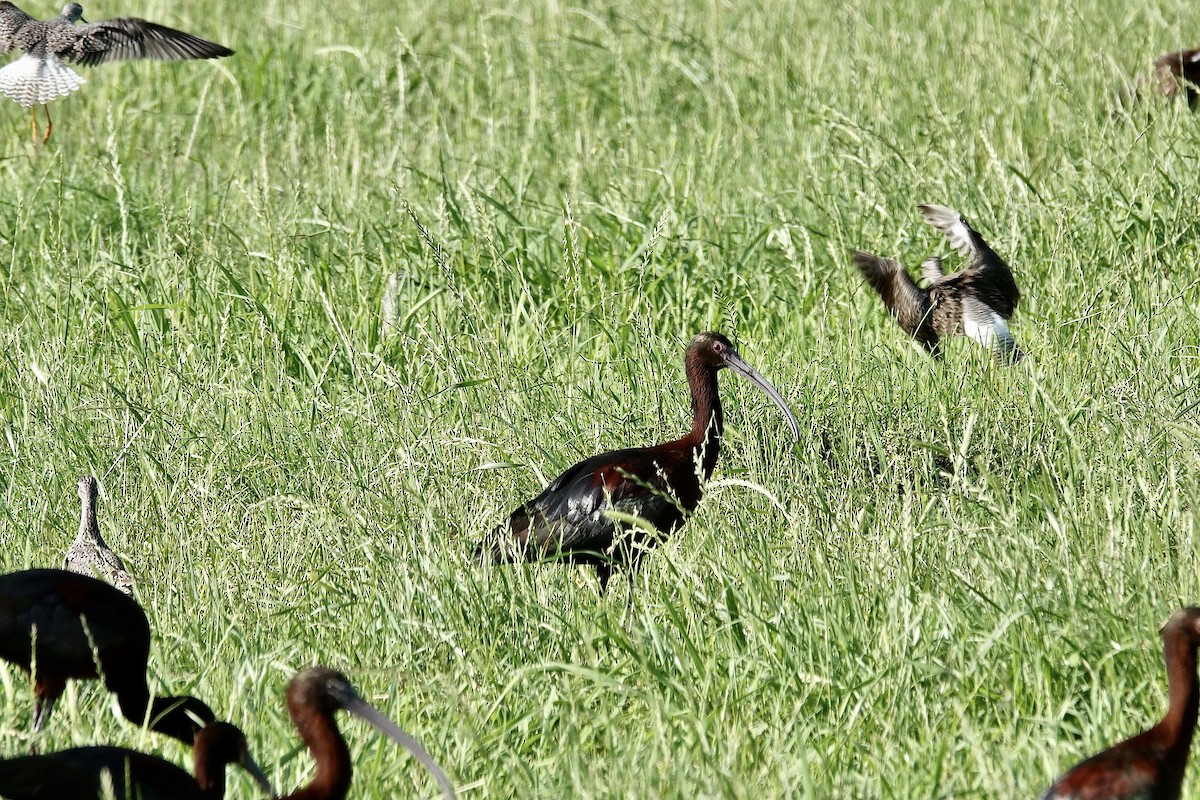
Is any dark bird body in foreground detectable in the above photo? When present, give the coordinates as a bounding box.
[274,667,456,800]
[62,475,133,594]
[0,568,214,745]
[854,204,1023,363]
[1040,607,1200,800]
[0,1,233,142]
[475,332,801,592]
[0,720,272,800]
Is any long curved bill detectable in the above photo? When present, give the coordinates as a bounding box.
[342,693,457,800]
[724,351,801,442]
[237,751,274,797]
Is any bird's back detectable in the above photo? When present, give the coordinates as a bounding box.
[62,534,133,593]
[0,746,203,800]
[0,569,149,680]
[481,443,702,563]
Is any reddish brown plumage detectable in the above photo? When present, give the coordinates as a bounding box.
[474,332,800,591]
[276,668,455,800]
[1041,607,1200,800]
[0,568,214,745]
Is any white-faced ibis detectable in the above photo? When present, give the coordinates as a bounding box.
[273,667,455,800]
[0,568,214,745]
[62,475,133,595]
[0,720,272,799]
[854,204,1023,364]
[1040,607,1200,800]
[475,331,801,592]
[0,1,233,143]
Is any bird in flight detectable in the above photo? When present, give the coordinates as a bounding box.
[0,2,232,143]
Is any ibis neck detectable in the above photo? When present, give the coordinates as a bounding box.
[1159,628,1199,752]
[685,361,723,478]
[282,710,353,800]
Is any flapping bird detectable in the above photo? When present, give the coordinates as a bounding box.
[475,332,800,592]
[1041,607,1200,800]
[0,1,233,142]
[853,204,1023,363]
[62,475,133,594]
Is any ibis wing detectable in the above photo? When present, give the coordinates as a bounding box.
[0,753,102,800]
[0,747,203,800]
[0,570,149,675]
[493,449,687,559]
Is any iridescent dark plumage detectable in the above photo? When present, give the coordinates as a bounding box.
[854,204,1023,364]
[0,721,271,800]
[475,332,801,591]
[0,568,214,745]
[1041,607,1200,800]
[275,667,455,800]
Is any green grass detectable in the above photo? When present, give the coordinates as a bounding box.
[0,0,1199,796]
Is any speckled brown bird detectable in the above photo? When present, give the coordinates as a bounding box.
[0,1,232,142]
[62,475,133,594]
[1040,607,1200,800]
[854,204,1023,364]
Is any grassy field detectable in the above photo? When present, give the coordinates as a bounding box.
[0,0,1199,796]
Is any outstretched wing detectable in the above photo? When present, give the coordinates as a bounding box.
[853,250,938,353]
[0,2,35,55]
[920,256,946,285]
[51,18,233,66]
[919,204,1020,316]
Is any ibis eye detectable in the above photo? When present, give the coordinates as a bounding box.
[712,341,725,354]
